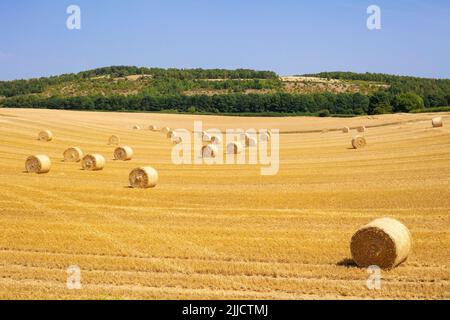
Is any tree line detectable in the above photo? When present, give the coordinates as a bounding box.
[0,66,278,98]
[1,68,450,116]
[3,92,371,115]
[303,72,450,109]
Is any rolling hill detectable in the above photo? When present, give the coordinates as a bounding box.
[1,66,450,116]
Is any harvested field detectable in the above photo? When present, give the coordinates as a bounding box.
[0,108,449,300]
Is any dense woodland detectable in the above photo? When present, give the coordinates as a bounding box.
[1,67,450,116]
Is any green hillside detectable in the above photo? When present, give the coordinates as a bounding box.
[1,66,450,116]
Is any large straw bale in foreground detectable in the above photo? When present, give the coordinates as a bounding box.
[25,155,51,174]
[63,147,83,162]
[114,146,133,161]
[82,154,105,171]
[351,218,412,269]
[129,167,158,188]
[38,130,53,142]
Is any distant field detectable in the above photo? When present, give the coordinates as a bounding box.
[0,108,449,299]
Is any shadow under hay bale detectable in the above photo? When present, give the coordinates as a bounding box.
[336,258,358,269]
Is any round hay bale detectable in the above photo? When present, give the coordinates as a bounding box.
[246,137,257,147]
[133,125,141,130]
[108,135,120,145]
[82,154,105,171]
[432,117,443,128]
[226,142,243,154]
[25,155,51,174]
[161,127,171,134]
[114,146,133,161]
[352,136,367,149]
[38,130,53,142]
[129,167,158,189]
[63,147,83,162]
[342,127,350,133]
[172,136,183,145]
[167,130,177,139]
[202,144,218,158]
[211,135,222,145]
[350,217,412,269]
[357,126,366,133]
[149,125,158,131]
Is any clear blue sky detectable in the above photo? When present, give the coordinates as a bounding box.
[1,0,449,80]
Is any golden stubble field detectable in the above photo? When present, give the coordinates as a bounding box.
[0,108,449,300]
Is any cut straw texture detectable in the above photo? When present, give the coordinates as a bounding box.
[25,155,51,174]
[38,130,53,142]
[352,136,367,149]
[432,117,443,128]
[114,146,133,161]
[226,142,243,154]
[350,217,412,269]
[63,147,83,162]
[202,144,218,158]
[108,135,120,145]
[129,167,158,188]
[82,154,105,171]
